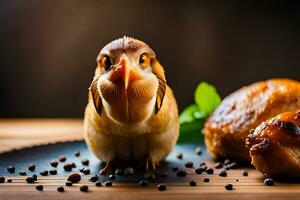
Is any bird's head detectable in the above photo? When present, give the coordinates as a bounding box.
[90,36,166,124]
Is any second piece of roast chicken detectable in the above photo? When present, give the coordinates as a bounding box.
[246,111,300,179]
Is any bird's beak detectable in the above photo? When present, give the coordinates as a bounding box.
[120,58,130,90]
[110,55,141,90]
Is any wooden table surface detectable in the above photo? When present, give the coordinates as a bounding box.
[0,119,300,200]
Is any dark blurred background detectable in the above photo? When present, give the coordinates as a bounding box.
[0,0,300,117]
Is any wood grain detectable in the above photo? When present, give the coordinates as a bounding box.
[0,119,83,153]
[0,119,300,200]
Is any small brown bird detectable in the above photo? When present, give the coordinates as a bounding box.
[84,36,179,174]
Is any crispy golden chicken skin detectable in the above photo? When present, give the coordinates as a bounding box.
[246,111,300,179]
[203,79,300,163]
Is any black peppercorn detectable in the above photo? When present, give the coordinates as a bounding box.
[157,183,166,191]
[189,180,197,186]
[65,181,73,186]
[7,166,15,173]
[185,161,194,168]
[57,186,64,192]
[26,177,35,184]
[89,175,99,182]
[40,170,48,176]
[50,160,59,167]
[28,163,36,171]
[19,170,26,176]
[81,159,89,166]
[225,183,233,190]
[80,185,88,192]
[206,168,214,174]
[219,170,227,177]
[0,176,5,183]
[35,185,43,191]
[104,181,112,186]
[203,178,210,182]
[95,181,102,187]
[264,178,274,186]
[59,155,66,162]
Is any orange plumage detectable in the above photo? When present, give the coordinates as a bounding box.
[83,36,179,174]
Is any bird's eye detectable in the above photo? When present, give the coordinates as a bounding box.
[139,53,150,69]
[101,55,112,70]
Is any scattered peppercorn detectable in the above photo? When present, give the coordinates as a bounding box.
[225,183,233,190]
[264,178,274,186]
[32,174,37,181]
[219,170,227,177]
[35,185,43,191]
[203,178,210,182]
[243,170,248,176]
[176,170,187,177]
[95,181,102,187]
[81,159,89,166]
[59,155,66,162]
[63,163,73,171]
[172,166,179,172]
[82,168,90,175]
[26,177,35,184]
[65,181,73,186]
[49,169,57,175]
[50,160,59,167]
[206,168,214,174]
[236,179,239,182]
[67,173,81,183]
[57,186,64,192]
[199,162,206,166]
[195,168,203,174]
[7,166,15,173]
[189,180,197,186]
[80,185,89,192]
[19,170,26,176]
[139,180,149,187]
[176,152,183,159]
[89,175,99,182]
[7,179,12,183]
[200,165,207,171]
[195,147,202,155]
[157,183,166,191]
[74,151,80,157]
[28,163,36,171]
[214,162,223,169]
[40,170,48,176]
[71,162,76,168]
[0,176,5,183]
[104,181,113,186]
[185,161,194,168]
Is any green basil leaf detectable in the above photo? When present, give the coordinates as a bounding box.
[179,104,205,124]
[194,82,221,116]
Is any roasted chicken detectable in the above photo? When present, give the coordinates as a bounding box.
[246,111,300,179]
[203,79,300,162]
